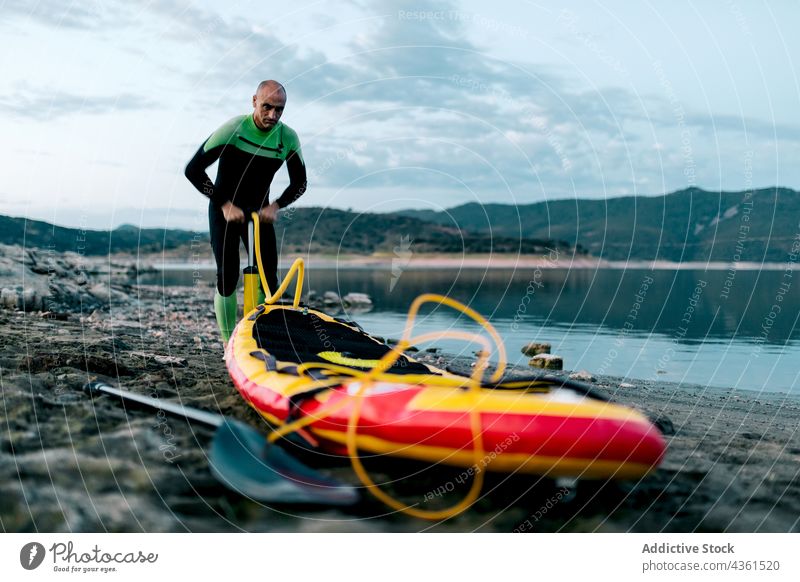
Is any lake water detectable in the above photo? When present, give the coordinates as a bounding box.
[140,266,800,394]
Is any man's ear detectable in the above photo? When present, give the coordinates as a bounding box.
[252,95,257,107]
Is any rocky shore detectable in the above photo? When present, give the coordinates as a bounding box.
[1,244,799,532]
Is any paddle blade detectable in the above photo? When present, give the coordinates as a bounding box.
[209,419,359,506]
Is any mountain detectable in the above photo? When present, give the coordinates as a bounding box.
[273,207,576,255]
[8,187,796,261]
[397,187,800,262]
[0,211,576,257]
[0,215,202,255]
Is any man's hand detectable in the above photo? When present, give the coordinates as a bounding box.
[221,201,245,223]
[258,202,280,224]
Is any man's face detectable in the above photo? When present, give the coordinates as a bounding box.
[252,87,286,130]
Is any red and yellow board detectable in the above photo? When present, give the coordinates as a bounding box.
[227,305,665,480]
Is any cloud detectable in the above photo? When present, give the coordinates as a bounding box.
[0,88,156,119]
[141,0,349,98]
[275,9,644,199]
[685,113,800,142]
[158,1,800,202]
[8,0,796,207]
[0,0,130,30]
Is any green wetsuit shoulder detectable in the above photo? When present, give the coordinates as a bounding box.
[185,115,307,210]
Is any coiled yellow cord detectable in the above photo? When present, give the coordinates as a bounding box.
[250,213,507,520]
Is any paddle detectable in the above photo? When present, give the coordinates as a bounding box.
[83,381,359,506]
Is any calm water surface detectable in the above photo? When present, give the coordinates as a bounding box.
[140,266,800,394]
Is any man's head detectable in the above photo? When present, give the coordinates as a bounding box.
[252,80,286,130]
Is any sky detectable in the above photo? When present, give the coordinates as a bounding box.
[1,0,798,230]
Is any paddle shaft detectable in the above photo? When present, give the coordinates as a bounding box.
[84,381,224,428]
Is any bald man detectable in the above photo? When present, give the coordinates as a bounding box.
[185,80,307,343]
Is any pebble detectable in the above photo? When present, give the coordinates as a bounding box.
[152,355,188,367]
[129,352,188,368]
[569,370,596,382]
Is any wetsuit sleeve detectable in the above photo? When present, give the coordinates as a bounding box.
[184,118,240,207]
[275,131,307,209]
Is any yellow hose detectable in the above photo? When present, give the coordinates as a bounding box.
[251,212,304,309]
[249,212,508,520]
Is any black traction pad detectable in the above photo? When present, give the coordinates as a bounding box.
[252,308,435,376]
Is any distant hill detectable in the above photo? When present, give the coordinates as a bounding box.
[8,187,796,261]
[0,215,202,255]
[0,210,576,257]
[397,187,800,262]
[273,207,576,255]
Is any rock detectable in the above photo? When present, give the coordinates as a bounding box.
[87,283,132,306]
[1,288,18,309]
[322,291,340,305]
[152,355,187,367]
[21,249,35,266]
[521,342,551,356]
[41,311,70,321]
[650,414,675,436]
[88,283,109,301]
[569,370,596,382]
[85,310,103,323]
[342,292,373,307]
[29,264,50,275]
[21,288,40,312]
[129,352,188,368]
[49,280,85,309]
[529,354,563,370]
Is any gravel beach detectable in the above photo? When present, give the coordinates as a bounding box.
[1,245,799,532]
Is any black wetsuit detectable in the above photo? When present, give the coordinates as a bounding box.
[185,114,307,295]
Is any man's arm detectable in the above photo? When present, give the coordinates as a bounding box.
[274,147,307,209]
[184,141,228,207]
[184,117,241,207]
[186,139,245,222]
